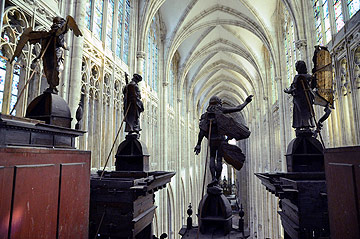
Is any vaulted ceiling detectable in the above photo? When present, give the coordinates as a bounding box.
[140,0,292,117]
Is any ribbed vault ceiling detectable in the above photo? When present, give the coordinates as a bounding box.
[146,0,284,117]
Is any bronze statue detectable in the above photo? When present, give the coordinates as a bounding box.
[194,95,253,186]
[284,61,316,133]
[123,73,144,134]
[10,16,82,93]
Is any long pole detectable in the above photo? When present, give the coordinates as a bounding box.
[100,103,131,179]
[300,79,325,148]
[9,37,53,115]
[197,120,212,239]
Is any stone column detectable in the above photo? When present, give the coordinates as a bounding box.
[136,51,146,76]
[295,39,308,62]
[68,0,85,128]
[275,76,287,171]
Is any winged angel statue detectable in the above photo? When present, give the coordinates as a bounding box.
[10,16,82,93]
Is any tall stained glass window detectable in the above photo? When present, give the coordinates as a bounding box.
[10,66,20,115]
[146,18,159,92]
[312,0,358,45]
[116,0,124,58]
[323,0,332,43]
[123,0,130,64]
[0,51,20,115]
[94,0,104,39]
[333,0,345,32]
[106,0,114,49]
[147,33,151,86]
[348,0,360,18]
[86,0,92,29]
[284,11,296,85]
[0,56,6,110]
[313,0,323,44]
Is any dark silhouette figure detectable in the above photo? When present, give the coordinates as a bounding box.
[284,61,316,133]
[194,95,252,185]
[10,16,82,93]
[123,73,144,134]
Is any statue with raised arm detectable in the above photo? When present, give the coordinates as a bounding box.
[194,95,253,186]
[10,16,82,94]
[122,73,144,135]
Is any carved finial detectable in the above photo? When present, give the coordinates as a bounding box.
[186,203,193,229]
[238,204,245,233]
[75,94,84,130]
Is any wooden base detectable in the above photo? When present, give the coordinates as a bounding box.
[0,147,91,239]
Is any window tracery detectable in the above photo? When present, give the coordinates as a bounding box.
[0,7,32,115]
[103,73,111,106]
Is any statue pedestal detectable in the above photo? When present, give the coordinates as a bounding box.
[89,171,175,238]
[198,186,233,235]
[286,132,324,172]
[115,134,149,171]
[26,91,72,128]
[0,115,90,239]
[256,133,330,239]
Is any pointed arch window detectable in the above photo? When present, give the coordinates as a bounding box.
[0,8,34,116]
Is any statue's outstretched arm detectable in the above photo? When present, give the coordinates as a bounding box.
[222,95,253,113]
